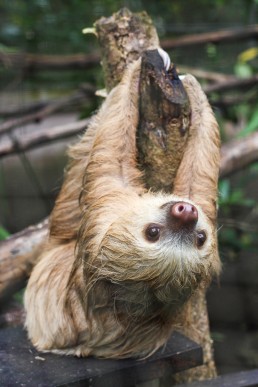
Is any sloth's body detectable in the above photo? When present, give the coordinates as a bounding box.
[25,57,220,359]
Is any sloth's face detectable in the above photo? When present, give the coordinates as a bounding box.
[118,193,213,255]
[98,193,219,297]
[143,199,207,251]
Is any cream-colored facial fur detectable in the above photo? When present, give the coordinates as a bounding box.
[24,53,220,359]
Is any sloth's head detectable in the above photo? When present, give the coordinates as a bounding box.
[87,192,220,307]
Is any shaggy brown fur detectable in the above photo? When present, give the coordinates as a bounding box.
[25,55,221,359]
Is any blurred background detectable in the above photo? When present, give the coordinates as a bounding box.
[0,0,258,376]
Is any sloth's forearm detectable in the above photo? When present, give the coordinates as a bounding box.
[84,60,142,191]
[173,75,220,223]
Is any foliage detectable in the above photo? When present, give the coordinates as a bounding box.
[0,226,9,240]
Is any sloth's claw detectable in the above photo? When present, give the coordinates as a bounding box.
[157,48,171,71]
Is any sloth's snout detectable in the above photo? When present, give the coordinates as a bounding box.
[170,202,198,230]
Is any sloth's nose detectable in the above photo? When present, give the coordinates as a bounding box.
[170,202,198,229]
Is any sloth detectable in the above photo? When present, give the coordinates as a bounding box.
[24,49,221,359]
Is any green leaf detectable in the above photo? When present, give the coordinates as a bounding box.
[219,179,230,202]
[0,227,9,240]
[234,62,253,78]
[238,109,258,138]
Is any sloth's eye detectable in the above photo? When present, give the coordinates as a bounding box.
[145,224,160,242]
[196,231,207,248]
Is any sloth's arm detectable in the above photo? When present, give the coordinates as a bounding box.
[49,62,142,241]
[83,59,143,196]
[173,75,221,224]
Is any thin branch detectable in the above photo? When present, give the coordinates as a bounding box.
[1,25,258,72]
[0,86,95,136]
[162,25,258,49]
[0,118,90,157]
[0,52,100,71]
[178,66,237,83]
[204,75,258,94]
[211,93,257,108]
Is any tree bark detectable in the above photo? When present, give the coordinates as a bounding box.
[138,50,190,192]
[95,8,159,91]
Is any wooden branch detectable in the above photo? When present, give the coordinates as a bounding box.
[204,75,258,94]
[0,101,50,119]
[95,8,159,91]
[211,94,257,108]
[2,25,258,72]
[0,118,90,158]
[0,83,95,118]
[220,131,258,178]
[0,52,100,71]
[138,50,190,192]
[178,66,237,83]
[0,219,48,303]
[162,25,258,49]
[0,86,95,136]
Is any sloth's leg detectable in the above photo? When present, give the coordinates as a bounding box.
[173,75,221,224]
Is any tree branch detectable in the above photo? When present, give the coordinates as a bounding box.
[0,118,90,158]
[220,131,258,178]
[2,25,258,72]
[0,219,48,303]
[0,86,95,136]
[162,25,258,49]
[204,75,258,94]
